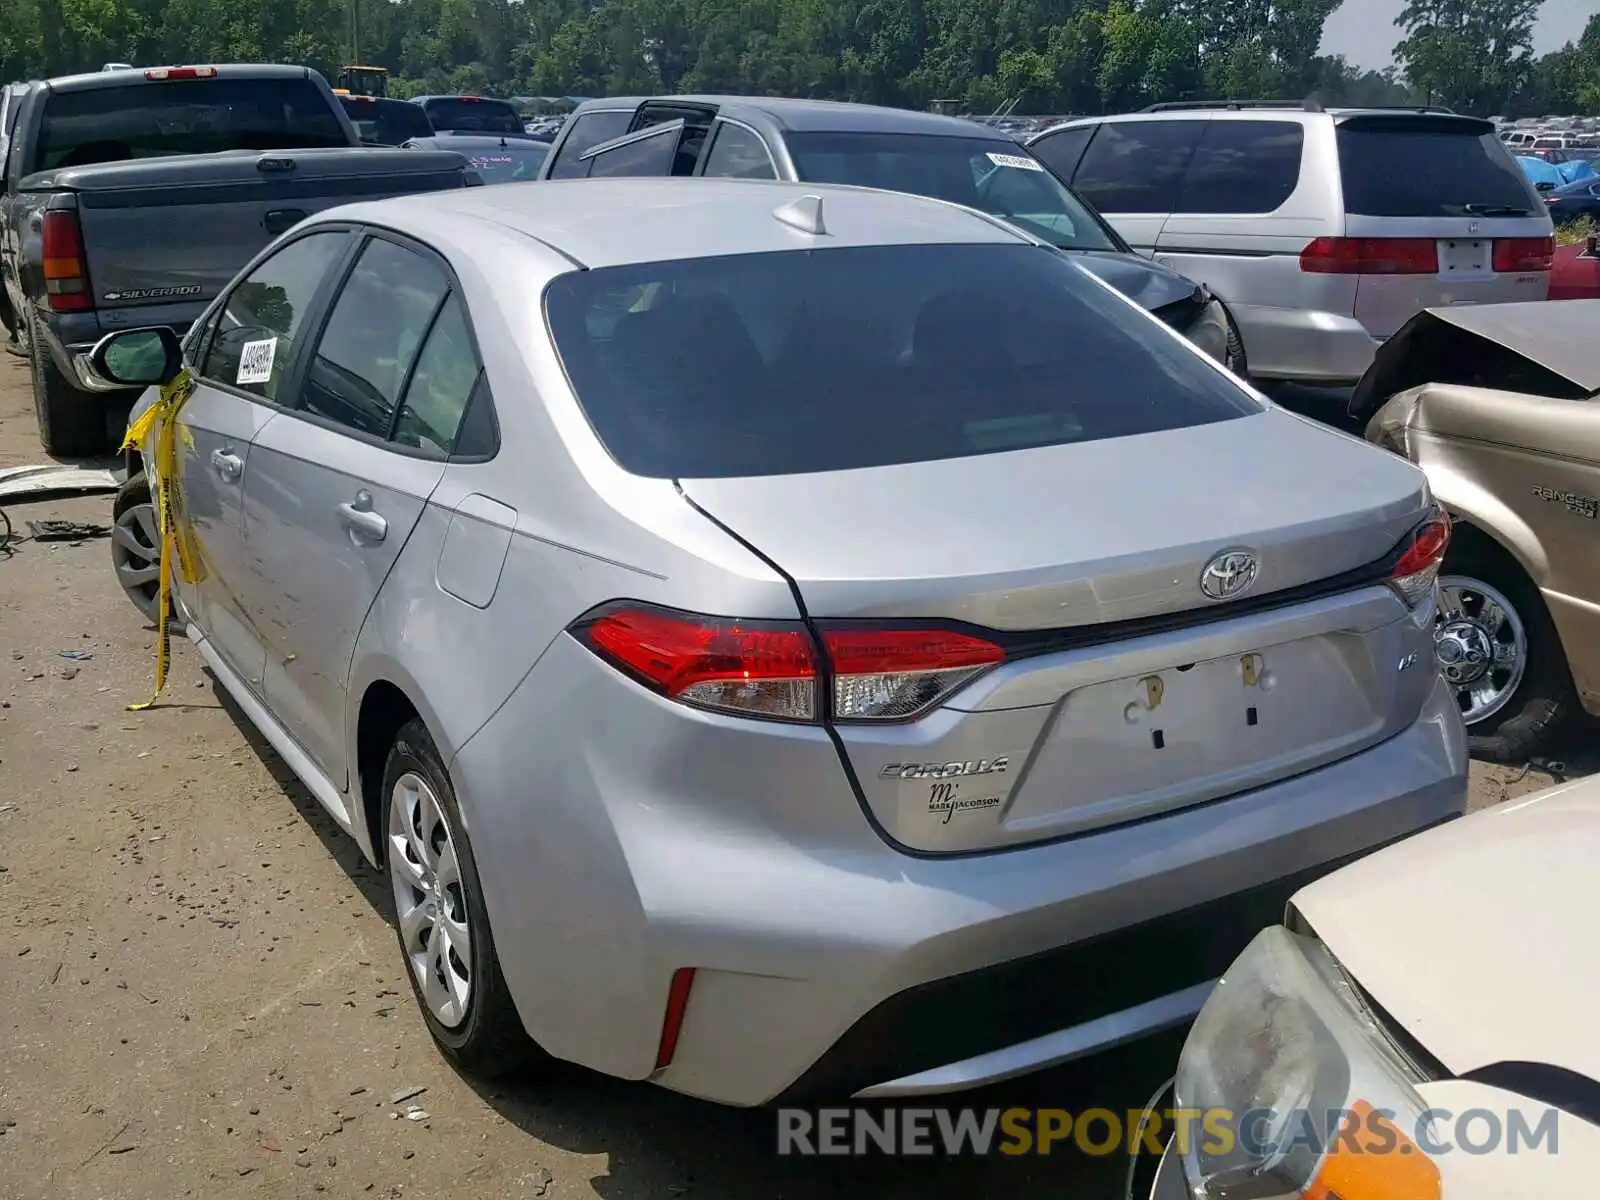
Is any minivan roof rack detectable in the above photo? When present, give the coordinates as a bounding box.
[1139,98,1324,113]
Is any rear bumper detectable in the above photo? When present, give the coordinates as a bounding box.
[1231,302,1380,384]
[454,645,1467,1107]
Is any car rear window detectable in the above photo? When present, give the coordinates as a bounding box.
[422,98,522,134]
[544,243,1258,479]
[341,96,433,144]
[1336,118,1540,217]
[33,77,348,171]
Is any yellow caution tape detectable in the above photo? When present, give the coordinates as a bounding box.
[119,368,200,711]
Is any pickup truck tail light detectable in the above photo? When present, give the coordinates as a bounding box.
[571,603,1006,724]
[1300,237,1440,275]
[41,211,92,313]
[1492,236,1554,272]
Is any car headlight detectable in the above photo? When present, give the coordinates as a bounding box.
[1181,298,1231,364]
[1174,926,1442,1200]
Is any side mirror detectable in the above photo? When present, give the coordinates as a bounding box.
[89,326,183,387]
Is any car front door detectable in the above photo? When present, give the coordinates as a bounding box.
[1066,118,1203,255]
[175,227,353,692]
[240,232,457,789]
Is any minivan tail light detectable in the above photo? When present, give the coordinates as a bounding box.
[1300,237,1439,275]
[821,627,1005,720]
[41,210,92,312]
[1389,506,1451,607]
[572,605,1007,723]
[1492,236,1554,272]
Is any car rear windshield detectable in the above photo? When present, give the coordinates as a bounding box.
[1336,117,1540,217]
[341,96,433,145]
[544,243,1258,479]
[784,131,1122,252]
[422,98,522,134]
[457,139,548,183]
[32,77,348,172]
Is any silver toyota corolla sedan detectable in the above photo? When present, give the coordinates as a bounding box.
[100,178,1467,1107]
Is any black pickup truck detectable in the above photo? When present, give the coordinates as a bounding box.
[1,64,476,455]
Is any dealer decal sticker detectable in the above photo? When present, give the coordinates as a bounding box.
[236,338,277,385]
[986,152,1044,171]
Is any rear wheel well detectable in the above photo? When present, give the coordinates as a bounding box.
[357,681,420,864]
[1445,518,1533,581]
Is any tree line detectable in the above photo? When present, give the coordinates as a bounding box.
[4,0,1597,118]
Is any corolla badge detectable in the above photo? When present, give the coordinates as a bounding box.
[1199,549,1260,601]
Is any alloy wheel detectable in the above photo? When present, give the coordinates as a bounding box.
[111,499,161,619]
[1435,575,1528,725]
[388,771,474,1028]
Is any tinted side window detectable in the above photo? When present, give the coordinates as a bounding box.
[1174,121,1305,214]
[701,122,776,179]
[203,231,347,401]
[583,124,679,178]
[1072,120,1203,214]
[1029,126,1094,180]
[393,295,481,455]
[299,239,449,438]
[547,110,633,179]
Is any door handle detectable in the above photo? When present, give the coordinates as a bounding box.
[337,490,388,543]
[210,448,243,482]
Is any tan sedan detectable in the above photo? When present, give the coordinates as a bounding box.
[1358,298,1600,760]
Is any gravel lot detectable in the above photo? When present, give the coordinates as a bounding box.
[0,356,1588,1199]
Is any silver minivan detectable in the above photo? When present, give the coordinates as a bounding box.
[1027,103,1554,385]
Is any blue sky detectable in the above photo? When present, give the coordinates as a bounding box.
[1320,0,1596,70]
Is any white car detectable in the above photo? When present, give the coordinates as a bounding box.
[1153,774,1600,1198]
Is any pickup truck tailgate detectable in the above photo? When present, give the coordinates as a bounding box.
[34,148,467,316]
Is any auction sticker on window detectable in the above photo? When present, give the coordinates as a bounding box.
[987,151,1044,171]
[236,338,277,385]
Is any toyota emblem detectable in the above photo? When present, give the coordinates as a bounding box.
[1200,549,1260,601]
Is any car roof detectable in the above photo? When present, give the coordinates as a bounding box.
[1028,106,1492,139]
[573,94,1006,139]
[412,94,516,105]
[324,177,1030,269]
[44,63,313,91]
[407,133,547,148]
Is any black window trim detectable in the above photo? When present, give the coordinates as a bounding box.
[578,118,686,169]
[270,223,501,463]
[193,224,360,409]
[696,116,779,179]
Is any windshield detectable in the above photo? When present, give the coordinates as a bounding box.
[422,98,522,134]
[783,131,1122,252]
[544,243,1255,479]
[458,140,548,183]
[1336,118,1541,217]
[33,78,348,171]
[341,97,433,145]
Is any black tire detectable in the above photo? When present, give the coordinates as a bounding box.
[28,309,107,458]
[381,717,538,1077]
[1442,542,1575,763]
[111,472,163,623]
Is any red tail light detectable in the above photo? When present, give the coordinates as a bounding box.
[1300,237,1439,275]
[41,210,92,312]
[653,967,696,1070]
[574,604,1005,723]
[1493,236,1554,272]
[145,66,217,81]
[1390,506,1451,607]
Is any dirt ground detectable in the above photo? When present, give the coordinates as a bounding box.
[0,356,1587,1200]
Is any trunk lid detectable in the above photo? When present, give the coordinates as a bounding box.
[30,148,468,318]
[1334,114,1553,338]
[681,407,1438,852]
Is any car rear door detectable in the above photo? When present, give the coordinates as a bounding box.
[239,231,462,790]
[1063,118,1202,254]
[1334,114,1554,339]
[173,227,355,692]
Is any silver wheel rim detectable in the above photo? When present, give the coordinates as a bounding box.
[388,772,474,1028]
[111,500,161,618]
[1435,574,1528,725]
